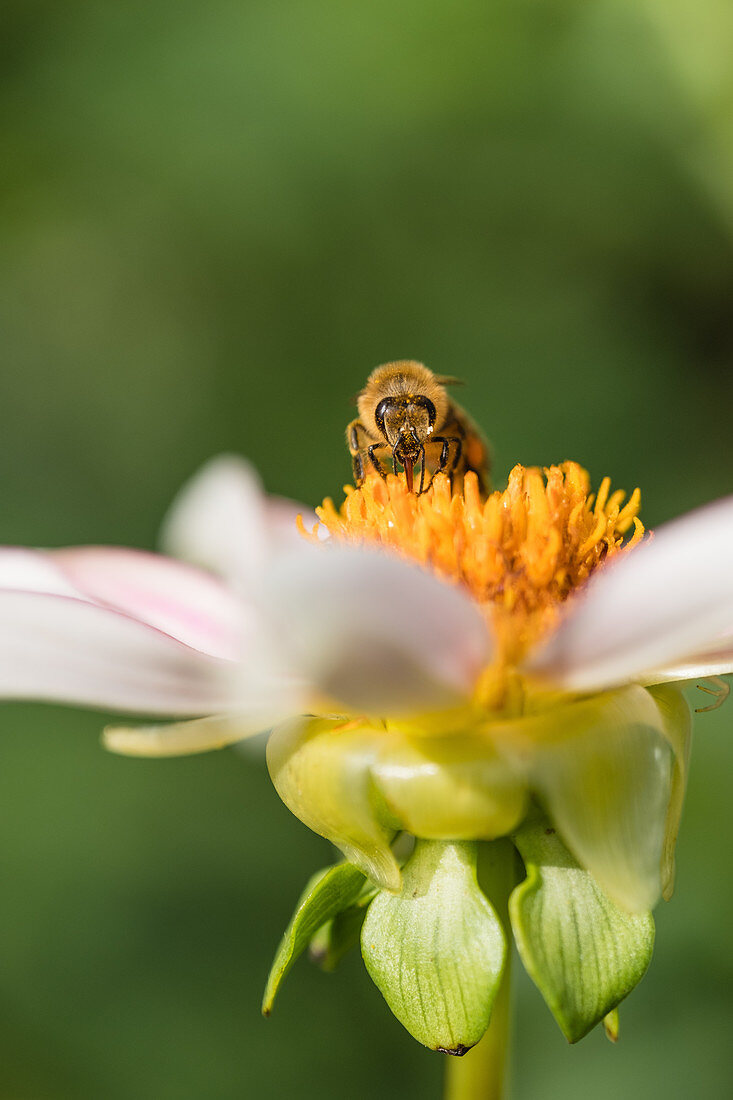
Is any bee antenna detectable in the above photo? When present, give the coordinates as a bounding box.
[433,375,465,387]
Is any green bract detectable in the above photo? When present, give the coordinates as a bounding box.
[362,840,506,1053]
[510,816,655,1042]
[262,861,365,1015]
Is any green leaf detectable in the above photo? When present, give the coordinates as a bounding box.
[510,817,655,1043]
[262,862,365,1015]
[361,840,506,1053]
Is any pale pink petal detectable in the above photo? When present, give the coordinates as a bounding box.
[51,547,243,660]
[0,590,235,715]
[529,495,733,692]
[159,454,314,588]
[262,545,493,714]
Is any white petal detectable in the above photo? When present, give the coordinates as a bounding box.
[262,545,493,714]
[642,645,733,685]
[0,547,82,597]
[529,495,733,691]
[51,547,244,660]
[104,714,262,757]
[642,662,733,685]
[160,454,314,588]
[265,495,319,548]
[0,590,234,715]
[160,454,268,583]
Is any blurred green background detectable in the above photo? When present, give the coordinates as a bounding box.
[2,1,733,1097]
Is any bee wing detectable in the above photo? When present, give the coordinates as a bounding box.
[432,374,465,387]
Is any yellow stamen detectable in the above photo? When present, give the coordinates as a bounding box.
[308,463,643,670]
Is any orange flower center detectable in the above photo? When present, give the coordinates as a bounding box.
[303,463,643,678]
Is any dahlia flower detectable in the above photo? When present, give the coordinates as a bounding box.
[1,453,731,1096]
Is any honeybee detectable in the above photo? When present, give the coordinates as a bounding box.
[347,360,491,494]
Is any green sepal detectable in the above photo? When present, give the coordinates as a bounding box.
[603,1008,620,1043]
[309,881,379,972]
[361,840,506,1053]
[262,861,365,1015]
[509,816,655,1043]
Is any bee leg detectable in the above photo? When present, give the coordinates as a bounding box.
[352,452,365,486]
[428,436,462,489]
[417,444,427,494]
[347,418,368,453]
[448,436,463,479]
[347,419,382,486]
[368,443,390,480]
[446,437,463,490]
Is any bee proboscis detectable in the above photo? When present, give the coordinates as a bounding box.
[347,360,490,494]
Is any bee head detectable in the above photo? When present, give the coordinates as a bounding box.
[374,394,436,453]
[357,361,450,443]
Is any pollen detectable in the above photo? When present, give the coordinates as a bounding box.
[306,464,643,665]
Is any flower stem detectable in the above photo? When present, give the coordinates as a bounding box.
[444,839,517,1100]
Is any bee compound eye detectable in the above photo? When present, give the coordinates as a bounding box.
[374,397,396,437]
[416,395,437,427]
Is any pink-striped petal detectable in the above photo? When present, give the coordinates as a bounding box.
[0,590,235,715]
[262,545,493,714]
[529,495,733,692]
[51,547,243,660]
